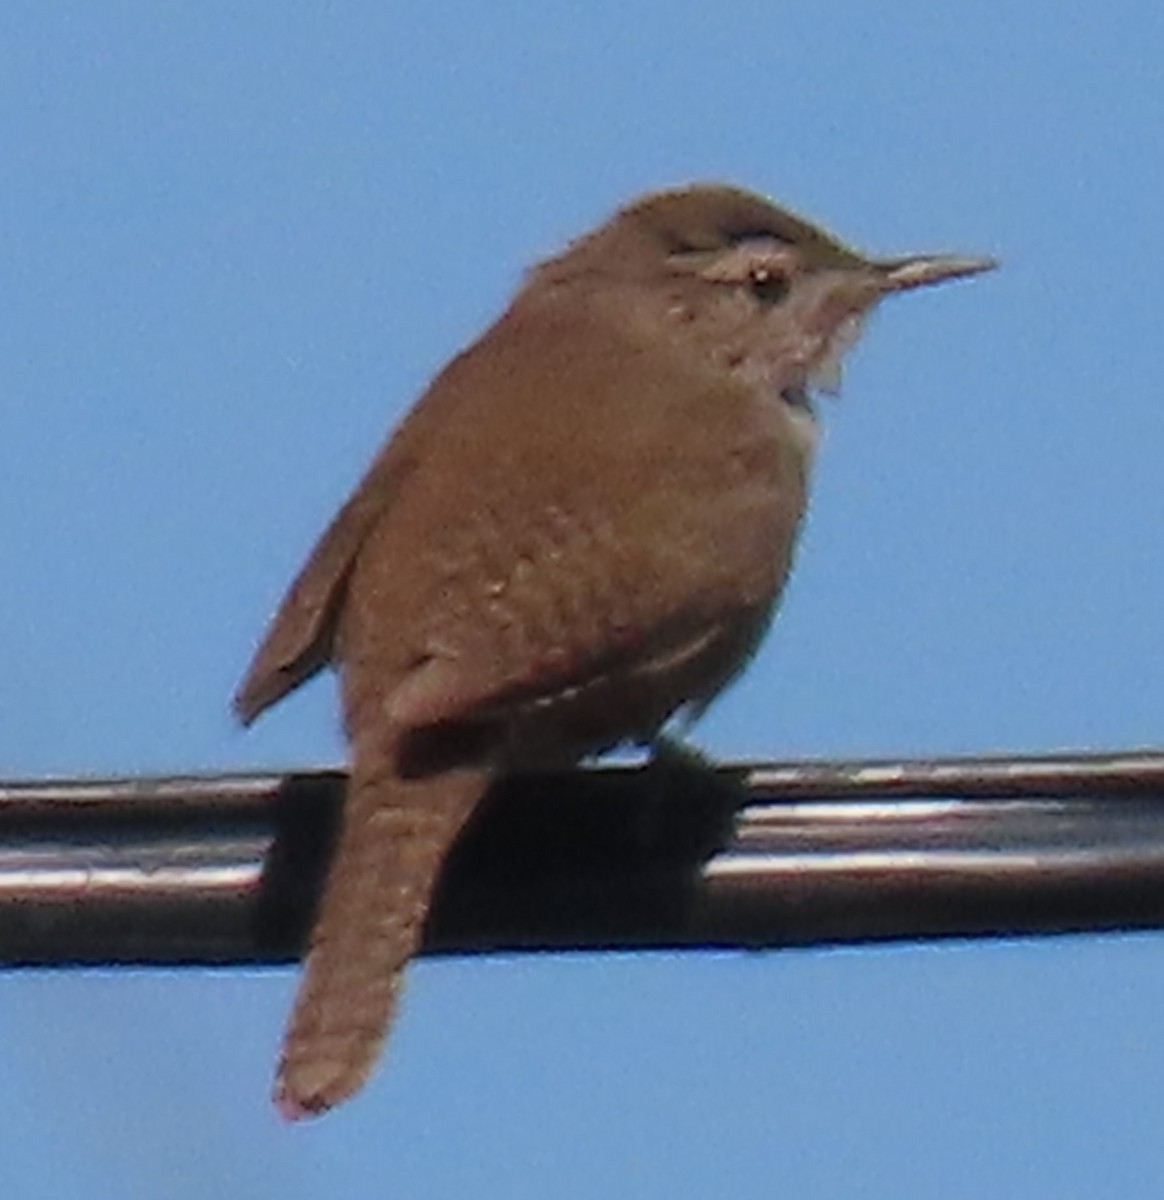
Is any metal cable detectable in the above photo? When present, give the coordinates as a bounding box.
[3,749,1164,966]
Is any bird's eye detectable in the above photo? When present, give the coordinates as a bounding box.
[749,266,789,305]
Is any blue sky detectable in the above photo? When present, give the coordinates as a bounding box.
[3,3,1164,1197]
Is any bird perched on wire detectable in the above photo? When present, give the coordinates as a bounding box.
[235,181,994,1119]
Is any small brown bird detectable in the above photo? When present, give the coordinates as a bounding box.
[235,182,994,1118]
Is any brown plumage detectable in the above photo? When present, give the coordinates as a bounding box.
[235,182,994,1118]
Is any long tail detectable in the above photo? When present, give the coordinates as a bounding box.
[274,752,487,1119]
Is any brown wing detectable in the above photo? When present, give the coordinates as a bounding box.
[233,474,385,724]
[233,351,483,725]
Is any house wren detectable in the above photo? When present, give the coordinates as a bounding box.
[235,182,994,1118]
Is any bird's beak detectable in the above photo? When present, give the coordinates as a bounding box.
[878,253,998,293]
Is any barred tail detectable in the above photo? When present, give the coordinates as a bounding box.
[274,754,486,1119]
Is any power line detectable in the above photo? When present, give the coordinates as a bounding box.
[3,749,1164,966]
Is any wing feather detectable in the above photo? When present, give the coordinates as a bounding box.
[233,355,479,724]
